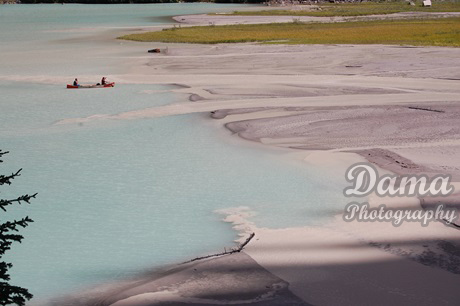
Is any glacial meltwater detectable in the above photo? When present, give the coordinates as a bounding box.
[0,4,346,303]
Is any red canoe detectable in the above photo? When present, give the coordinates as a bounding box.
[67,82,115,89]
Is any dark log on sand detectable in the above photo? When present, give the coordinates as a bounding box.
[183,232,256,264]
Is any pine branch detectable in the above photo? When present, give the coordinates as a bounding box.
[0,262,12,281]
[0,217,34,235]
[0,150,8,162]
[0,194,37,212]
[0,217,33,257]
[0,282,33,306]
[0,149,35,304]
[0,169,22,186]
[0,241,14,257]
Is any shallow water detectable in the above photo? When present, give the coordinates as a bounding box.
[0,4,347,303]
[0,3,259,76]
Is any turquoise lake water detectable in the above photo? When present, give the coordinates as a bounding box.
[0,4,347,304]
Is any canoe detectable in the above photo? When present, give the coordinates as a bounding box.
[67,82,115,89]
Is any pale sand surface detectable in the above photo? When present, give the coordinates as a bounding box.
[12,14,460,305]
[218,152,460,305]
[173,11,460,25]
[53,252,308,306]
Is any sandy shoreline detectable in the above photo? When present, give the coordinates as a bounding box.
[52,251,309,306]
[27,12,460,306]
[173,11,460,25]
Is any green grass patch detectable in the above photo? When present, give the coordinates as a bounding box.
[119,18,460,47]
[227,2,460,17]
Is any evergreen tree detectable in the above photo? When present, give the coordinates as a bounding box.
[0,150,36,306]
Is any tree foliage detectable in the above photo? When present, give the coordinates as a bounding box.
[0,150,36,306]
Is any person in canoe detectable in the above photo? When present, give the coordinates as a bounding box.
[73,78,79,87]
[96,77,107,86]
